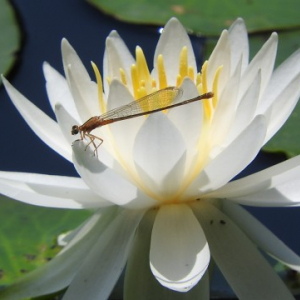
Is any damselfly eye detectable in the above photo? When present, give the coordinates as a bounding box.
[71,125,79,135]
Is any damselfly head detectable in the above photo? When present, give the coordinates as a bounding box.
[71,125,79,135]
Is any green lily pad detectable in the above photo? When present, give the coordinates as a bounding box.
[0,0,20,84]
[0,195,91,286]
[87,0,300,36]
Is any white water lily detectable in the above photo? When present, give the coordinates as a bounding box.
[1,17,300,300]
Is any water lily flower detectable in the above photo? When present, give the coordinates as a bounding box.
[1,17,300,300]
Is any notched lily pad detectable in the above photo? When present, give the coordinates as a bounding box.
[87,0,300,35]
[0,0,21,84]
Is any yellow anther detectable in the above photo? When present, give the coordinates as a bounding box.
[131,64,139,99]
[212,66,223,108]
[119,68,127,85]
[91,61,106,113]
[152,79,157,88]
[196,73,202,86]
[200,61,212,120]
[136,46,151,82]
[137,86,147,101]
[176,74,182,87]
[157,54,167,89]
[188,66,194,81]
[106,76,111,86]
[201,61,208,93]
[179,46,188,79]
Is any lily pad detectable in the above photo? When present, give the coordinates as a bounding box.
[0,195,91,285]
[0,0,20,84]
[87,0,300,36]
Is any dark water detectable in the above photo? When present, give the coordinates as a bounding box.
[1,0,300,297]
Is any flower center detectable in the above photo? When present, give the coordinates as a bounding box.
[92,46,223,203]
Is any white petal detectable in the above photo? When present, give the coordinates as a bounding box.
[207,30,231,94]
[133,113,186,189]
[105,80,144,167]
[43,62,80,121]
[207,155,300,207]
[150,204,210,292]
[61,39,99,121]
[0,171,107,209]
[260,48,300,112]
[0,208,118,300]
[153,18,196,85]
[184,115,266,198]
[103,31,135,94]
[224,70,261,145]
[2,77,71,161]
[209,57,241,148]
[124,209,210,299]
[228,18,249,73]
[55,104,115,168]
[72,141,156,209]
[191,201,294,300]
[263,72,300,144]
[222,201,300,271]
[168,78,203,169]
[62,209,145,300]
[239,33,278,98]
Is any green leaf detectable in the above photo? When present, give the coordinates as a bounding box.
[87,0,300,35]
[0,195,91,286]
[0,0,21,84]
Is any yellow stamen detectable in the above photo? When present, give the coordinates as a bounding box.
[131,64,139,99]
[119,68,127,85]
[91,62,106,113]
[106,76,111,86]
[138,86,147,99]
[188,66,194,81]
[196,73,202,86]
[212,66,223,108]
[152,79,157,89]
[176,74,182,87]
[157,54,167,89]
[136,46,150,82]
[179,46,188,79]
[200,61,212,119]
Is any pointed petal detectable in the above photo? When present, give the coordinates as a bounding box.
[191,201,294,300]
[153,18,196,85]
[184,115,266,198]
[228,18,249,73]
[260,48,300,112]
[2,77,71,161]
[61,39,99,121]
[105,80,144,168]
[224,70,261,145]
[43,62,80,121]
[104,31,135,94]
[222,201,300,271]
[133,113,186,189]
[62,209,145,300]
[207,155,300,207]
[150,204,210,292]
[125,209,210,300]
[72,141,156,209]
[0,208,118,300]
[239,33,277,98]
[167,78,203,161]
[207,30,231,93]
[263,72,300,144]
[0,171,107,208]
